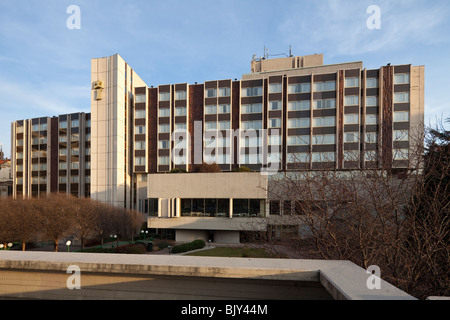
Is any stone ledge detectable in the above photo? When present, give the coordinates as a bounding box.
[0,251,416,300]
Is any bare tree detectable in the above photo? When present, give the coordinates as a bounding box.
[266,122,449,299]
[38,193,75,252]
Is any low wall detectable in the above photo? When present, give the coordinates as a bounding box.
[0,251,416,300]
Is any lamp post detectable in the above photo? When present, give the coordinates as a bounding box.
[141,230,148,240]
[168,246,172,255]
[208,239,211,248]
[66,240,71,253]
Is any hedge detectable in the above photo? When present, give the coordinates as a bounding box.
[171,239,205,254]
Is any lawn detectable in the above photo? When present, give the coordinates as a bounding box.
[184,246,274,258]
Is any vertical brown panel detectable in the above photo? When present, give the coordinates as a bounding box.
[148,88,158,173]
[282,75,287,171]
[382,66,393,170]
[232,81,240,170]
[188,84,204,172]
[337,70,344,169]
[50,117,58,193]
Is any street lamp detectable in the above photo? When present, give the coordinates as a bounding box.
[66,240,71,253]
[141,230,148,240]
[208,240,211,248]
[168,246,172,255]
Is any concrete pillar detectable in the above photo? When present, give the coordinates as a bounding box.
[229,198,233,218]
[176,198,181,217]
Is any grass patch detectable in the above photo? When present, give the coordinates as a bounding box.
[184,246,272,258]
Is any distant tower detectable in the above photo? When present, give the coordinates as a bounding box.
[0,143,4,160]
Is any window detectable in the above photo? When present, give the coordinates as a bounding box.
[218,104,230,114]
[59,148,67,156]
[288,83,310,94]
[85,162,90,169]
[159,108,170,117]
[135,110,146,119]
[394,92,410,103]
[218,120,230,130]
[366,114,378,125]
[59,121,67,129]
[241,103,262,114]
[241,120,262,130]
[268,135,282,145]
[366,78,378,88]
[365,151,377,161]
[135,94,146,103]
[135,157,145,166]
[344,151,359,161]
[159,156,169,165]
[344,132,359,143]
[175,107,187,116]
[344,95,359,106]
[366,96,378,106]
[287,153,310,163]
[204,121,217,131]
[59,176,67,184]
[312,152,335,162]
[70,162,79,170]
[32,124,40,132]
[175,90,186,100]
[135,141,146,150]
[313,116,335,127]
[394,73,410,84]
[269,83,282,93]
[314,81,335,92]
[70,176,79,184]
[85,148,90,155]
[269,100,282,110]
[159,92,170,101]
[71,133,79,142]
[71,147,79,156]
[59,162,67,170]
[135,126,145,134]
[40,123,47,131]
[313,134,335,145]
[314,99,336,109]
[394,130,409,141]
[288,118,310,129]
[219,87,230,97]
[345,77,359,88]
[365,132,378,143]
[159,140,170,149]
[268,118,281,128]
[205,88,217,98]
[288,100,310,111]
[71,119,79,128]
[287,135,310,146]
[175,123,186,131]
[205,105,217,114]
[394,111,409,122]
[159,124,170,133]
[393,149,409,160]
[241,86,262,97]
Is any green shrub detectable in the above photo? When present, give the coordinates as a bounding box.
[169,168,187,173]
[171,239,205,254]
[156,240,170,249]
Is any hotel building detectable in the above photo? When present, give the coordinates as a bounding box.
[11,53,425,243]
[11,113,91,199]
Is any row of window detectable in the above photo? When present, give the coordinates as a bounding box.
[139,74,410,103]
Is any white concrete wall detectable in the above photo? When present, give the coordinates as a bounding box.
[147,172,268,199]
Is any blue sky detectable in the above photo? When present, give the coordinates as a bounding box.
[1,0,449,158]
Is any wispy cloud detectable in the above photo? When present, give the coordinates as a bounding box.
[279,0,450,57]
